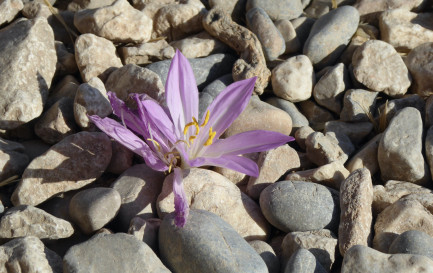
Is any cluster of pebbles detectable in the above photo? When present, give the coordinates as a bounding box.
[2,0,433,272]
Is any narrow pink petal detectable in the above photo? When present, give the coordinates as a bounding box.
[89,115,168,172]
[188,155,259,177]
[203,130,294,157]
[165,50,199,137]
[203,77,256,139]
[173,168,189,227]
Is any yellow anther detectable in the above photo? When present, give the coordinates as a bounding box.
[204,127,216,146]
[174,139,190,148]
[146,138,161,152]
[201,110,210,127]
[189,135,196,144]
[183,120,199,136]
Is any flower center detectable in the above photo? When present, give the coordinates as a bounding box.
[183,110,216,146]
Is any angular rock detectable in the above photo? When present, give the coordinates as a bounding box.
[294,125,314,151]
[208,0,247,24]
[157,168,270,240]
[378,107,430,185]
[73,0,153,43]
[159,209,268,273]
[271,55,315,102]
[346,133,381,175]
[306,132,348,166]
[0,137,29,182]
[64,233,170,273]
[246,0,303,21]
[0,0,23,27]
[406,42,433,97]
[340,89,377,122]
[284,248,327,273]
[46,75,79,109]
[352,40,411,97]
[55,41,78,76]
[0,205,74,240]
[324,120,373,145]
[0,17,56,130]
[298,100,335,131]
[260,180,340,233]
[170,31,228,59]
[68,0,117,11]
[249,240,280,273]
[389,230,433,261]
[11,132,112,206]
[120,39,175,66]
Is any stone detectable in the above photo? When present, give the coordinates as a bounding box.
[304,0,355,18]
[249,240,280,273]
[246,145,300,199]
[0,137,29,182]
[106,141,133,175]
[0,205,74,240]
[260,180,340,233]
[313,63,350,114]
[298,100,335,131]
[426,96,433,127]
[267,97,308,134]
[339,168,373,256]
[74,33,122,82]
[340,89,378,122]
[152,2,204,41]
[406,42,433,97]
[199,74,233,118]
[378,107,430,185]
[379,9,433,52]
[120,40,175,66]
[346,133,381,175]
[246,7,285,61]
[111,164,165,231]
[341,245,433,273]
[46,75,79,109]
[128,217,160,252]
[389,230,433,261]
[105,64,165,103]
[35,97,79,144]
[212,153,259,186]
[291,16,315,46]
[55,41,78,76]
[159,209,268,273]
[271,55,315,102]
[275,19,301,54]
[373,198,433,253]
[170,31,228,59]
[304,6,359,70]
[74,77,112,130]
[294,126,314,151]
[11,132,112,206]
[246,0,303,21]
[1,0,23,27]
[68,0,116,11]
[73,0,152,43]
[286,161,350,190]
[146,53,236,90]
[224,95,293,138]
[354,0,425,24]
[20,139,50,161]
[305,132,349,166]
[0,236,62,273]
[69,187,121,234]
[352,40,411,97]
[281,229,338,271]
[339,24,379,65]
[0,17,56,130]
[208,0,246,23]
[426,127,433,177]
[284,248,327,273]
[380,94,425,124]
[157,168,270,240]
[324,120,373,145]
[64,233,170,273]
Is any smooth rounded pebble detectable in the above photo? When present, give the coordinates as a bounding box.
[246,0,303,21]
[389,230,433,261]
[284,248,327,273]
[249,240,280,273]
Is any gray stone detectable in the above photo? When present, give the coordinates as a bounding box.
[55,41,78,76]
[111,164,165,231]
[0,236,62,273]
[275,19,301,54]
[284,248,327,273]
[170,31,228,59]
[298,100,335,131]
[249,240,280,273]
[0,205,74,240]
[378,107,430,185]
[426,96,433,127]
[389,230,433,261]
[208,0,247,24]
[306,131,349,165]
[46,75,79,109]
[246,7,285,61]
[291,16,315,46]
[354,0,425,24]
[11,132,112,206]
[69,187,121,234]
[246,0,303,21]
[427,127,433,178]
[199,74,233,118]
[379,94,425,124]
[106,140,133,174]
[294,126,314,151]
[260,180,340,233]
[64,233,170,273]
[159,209,268,273]
[304,0,355,19]
[120,39,175,66]
[0,17,56,130]
[340,89,378,122]
[346,133,382,176]
[0,137,29,182]
[266,97,308,133]
[341,245,433,273]
[146,53,236,90]
[406,42,433,97]
[0,0,23,27]
[128,217,160,252]
[304,5,359,70]
[324,120,373,145]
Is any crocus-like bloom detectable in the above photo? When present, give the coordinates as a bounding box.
[89,50,294,227]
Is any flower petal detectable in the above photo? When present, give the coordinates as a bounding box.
[203,77,256,139]
[173,168,189,227]
[165,50,199,138]
[89,115,168,172]
[188,154,259,177]
[203,130,294,157]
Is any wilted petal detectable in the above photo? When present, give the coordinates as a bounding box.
[203,130,294,157]
[203,77,256,139]
[89,115,168,172]
[188,154,259,177]
[165,50,199,138]
[173,168,189,227]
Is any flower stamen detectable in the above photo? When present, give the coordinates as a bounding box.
[201,110,210,127]
[204,127,216,146]
[183,121,199,136]
[189,135,196,144]
[146,138,161,152]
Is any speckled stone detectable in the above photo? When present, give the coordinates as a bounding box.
[246,0,303,21]
[284,248,327,273]
[406,42,433,97]
[389,230,433,261]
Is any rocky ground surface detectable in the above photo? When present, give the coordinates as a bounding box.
[2,0,433,272]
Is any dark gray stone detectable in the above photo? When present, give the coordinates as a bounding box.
[159,209,268,273]
[0,137,29,182]
[64,233,170,273]
[199,74,233,118]
[246,0,303,21]
[284,248,327,273]
[259,181,340,233]
[303,5,360,70]
[324,120,373,145]
[291,16,315,46]
[266,97,309,133]
[146,54,236,90]
[389,230,433,261]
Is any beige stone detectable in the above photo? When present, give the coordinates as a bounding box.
[294,126,314,151]
[0,0,23,26]
[55,41,78,76]
[46,75,79,108]
[346,133,381,175]
[406,42,433,97]
[170,31,228,58]
[68,0,117,11]
[120,39,175,66]
[339,168,373,256]
[298,100,335,131]
[157,168,270,240]
[213,153,259,186]
[275,19,301,54]
[249,240,279,273]
[0,138,29,182]
[306,132,348,166]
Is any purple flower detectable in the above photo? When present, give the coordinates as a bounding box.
[89,50,294,227]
